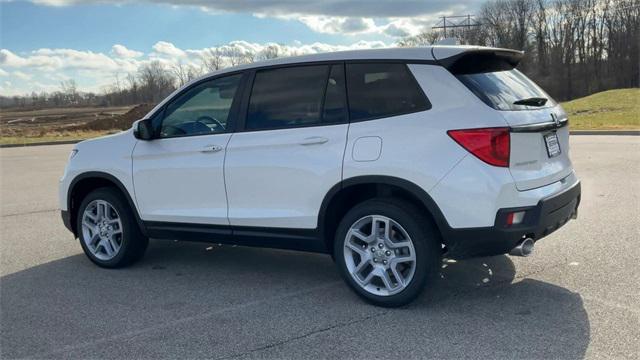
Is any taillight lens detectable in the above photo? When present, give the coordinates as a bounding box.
[448,127,510,167]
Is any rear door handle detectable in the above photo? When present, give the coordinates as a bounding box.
[201,144,223,153]
[299,136,329,146]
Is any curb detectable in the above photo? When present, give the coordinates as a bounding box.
[1,130,638,148]
[569,130,640,136]
[0,140,81,148]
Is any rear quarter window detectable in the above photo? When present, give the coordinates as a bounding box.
[346,63,430,121]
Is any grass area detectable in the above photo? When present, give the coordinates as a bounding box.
[561,88,639,130]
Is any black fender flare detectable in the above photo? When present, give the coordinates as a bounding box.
[317,175,452,241]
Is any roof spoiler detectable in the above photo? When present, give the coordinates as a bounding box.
[432,47,524,74]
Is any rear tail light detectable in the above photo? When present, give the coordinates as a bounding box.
[447,127,510,167]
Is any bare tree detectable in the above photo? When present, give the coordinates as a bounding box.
[224,47,255,66]
[202,47,225,72]
[126,73,139,104]
[258,44,281,60]
[60,79,79,104]
[3,0,638,110]
[225,47,244,67]
[397,30,441,46]
[397,0,639,101]
[138,61,176,103]
[172,62,202,87]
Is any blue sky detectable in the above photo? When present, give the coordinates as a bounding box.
[0,0,481,95]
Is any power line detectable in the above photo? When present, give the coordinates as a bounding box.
[430,3,640,37]
[432,15,481,37]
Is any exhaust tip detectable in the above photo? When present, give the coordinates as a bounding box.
[509,238,534,257]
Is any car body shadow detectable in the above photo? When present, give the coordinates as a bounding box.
[1,240,589,359]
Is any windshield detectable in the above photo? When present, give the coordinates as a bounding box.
[456,69,556,111]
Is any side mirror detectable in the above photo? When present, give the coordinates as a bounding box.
[133,119,154,140]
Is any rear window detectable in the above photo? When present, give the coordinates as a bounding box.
[456,69,556,111]
[346,63,430,121]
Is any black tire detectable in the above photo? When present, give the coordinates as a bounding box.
[76,187,148,268]
[334,198,440,307]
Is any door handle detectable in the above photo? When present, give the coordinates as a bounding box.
[201,144,223,153]
[299,136,329,146]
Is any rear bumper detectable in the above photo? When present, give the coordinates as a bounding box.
[444,181,581,259]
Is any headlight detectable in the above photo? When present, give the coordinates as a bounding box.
[69,149,79,160]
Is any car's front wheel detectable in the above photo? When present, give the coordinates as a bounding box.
[76,187,148,268]
[334,199,440,307]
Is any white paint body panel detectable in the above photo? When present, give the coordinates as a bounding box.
[352,136,382,162]
[59,130,138,212]
[343,64,505,196]
[225,124,348,228]
[430,154,579,228]
[131,133,231,224]
[504,106,574,190]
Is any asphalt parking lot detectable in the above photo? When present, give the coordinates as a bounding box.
[1,136,638,359]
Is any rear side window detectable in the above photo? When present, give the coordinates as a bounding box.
[346,63,430,121]
[247,65,331,130]
[456,69,556,111]
[322,64,348,124]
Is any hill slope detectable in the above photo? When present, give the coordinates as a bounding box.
[561,88,639,130]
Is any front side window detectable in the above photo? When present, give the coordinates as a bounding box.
[346,63,430,121]
[246,65,334,130]
[157,74,242,138]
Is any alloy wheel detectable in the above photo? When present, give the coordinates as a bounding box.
[343,215,417,296]
[81,199,123,261]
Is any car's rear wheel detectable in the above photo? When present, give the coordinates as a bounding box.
[334,198,440,307]
[76,187,148,268]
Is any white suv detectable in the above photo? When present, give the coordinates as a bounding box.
[60,46,581,307]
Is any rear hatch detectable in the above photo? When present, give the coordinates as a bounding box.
[435,47,573,191]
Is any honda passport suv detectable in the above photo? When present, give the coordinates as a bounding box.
[60,46,581,307]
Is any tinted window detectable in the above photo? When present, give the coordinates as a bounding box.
[346,63,429,121]
[322,64,347,124]
[247,65,331,130]
[456,69,556,111]
[158,74,242,138]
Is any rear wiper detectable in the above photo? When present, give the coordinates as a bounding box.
[513,97,548,106]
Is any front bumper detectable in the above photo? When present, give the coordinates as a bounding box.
[444,181,581,259]
[61,210,74,234]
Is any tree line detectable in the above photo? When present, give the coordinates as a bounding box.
[0,45,282,109]
[401,0,639,101]
[1,0,637,109]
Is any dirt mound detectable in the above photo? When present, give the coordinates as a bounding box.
[73,103,155,131]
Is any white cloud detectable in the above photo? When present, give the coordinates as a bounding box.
[152,41,187,57]
[12,71,32,80]
[27,0,482,18]
[276,8,462,38]
[0,49,62,69]
[30,0,76,5]
[1,39,393,96]
[297,16,377,34]
[23,0,480,38]
[111,44,143,58]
